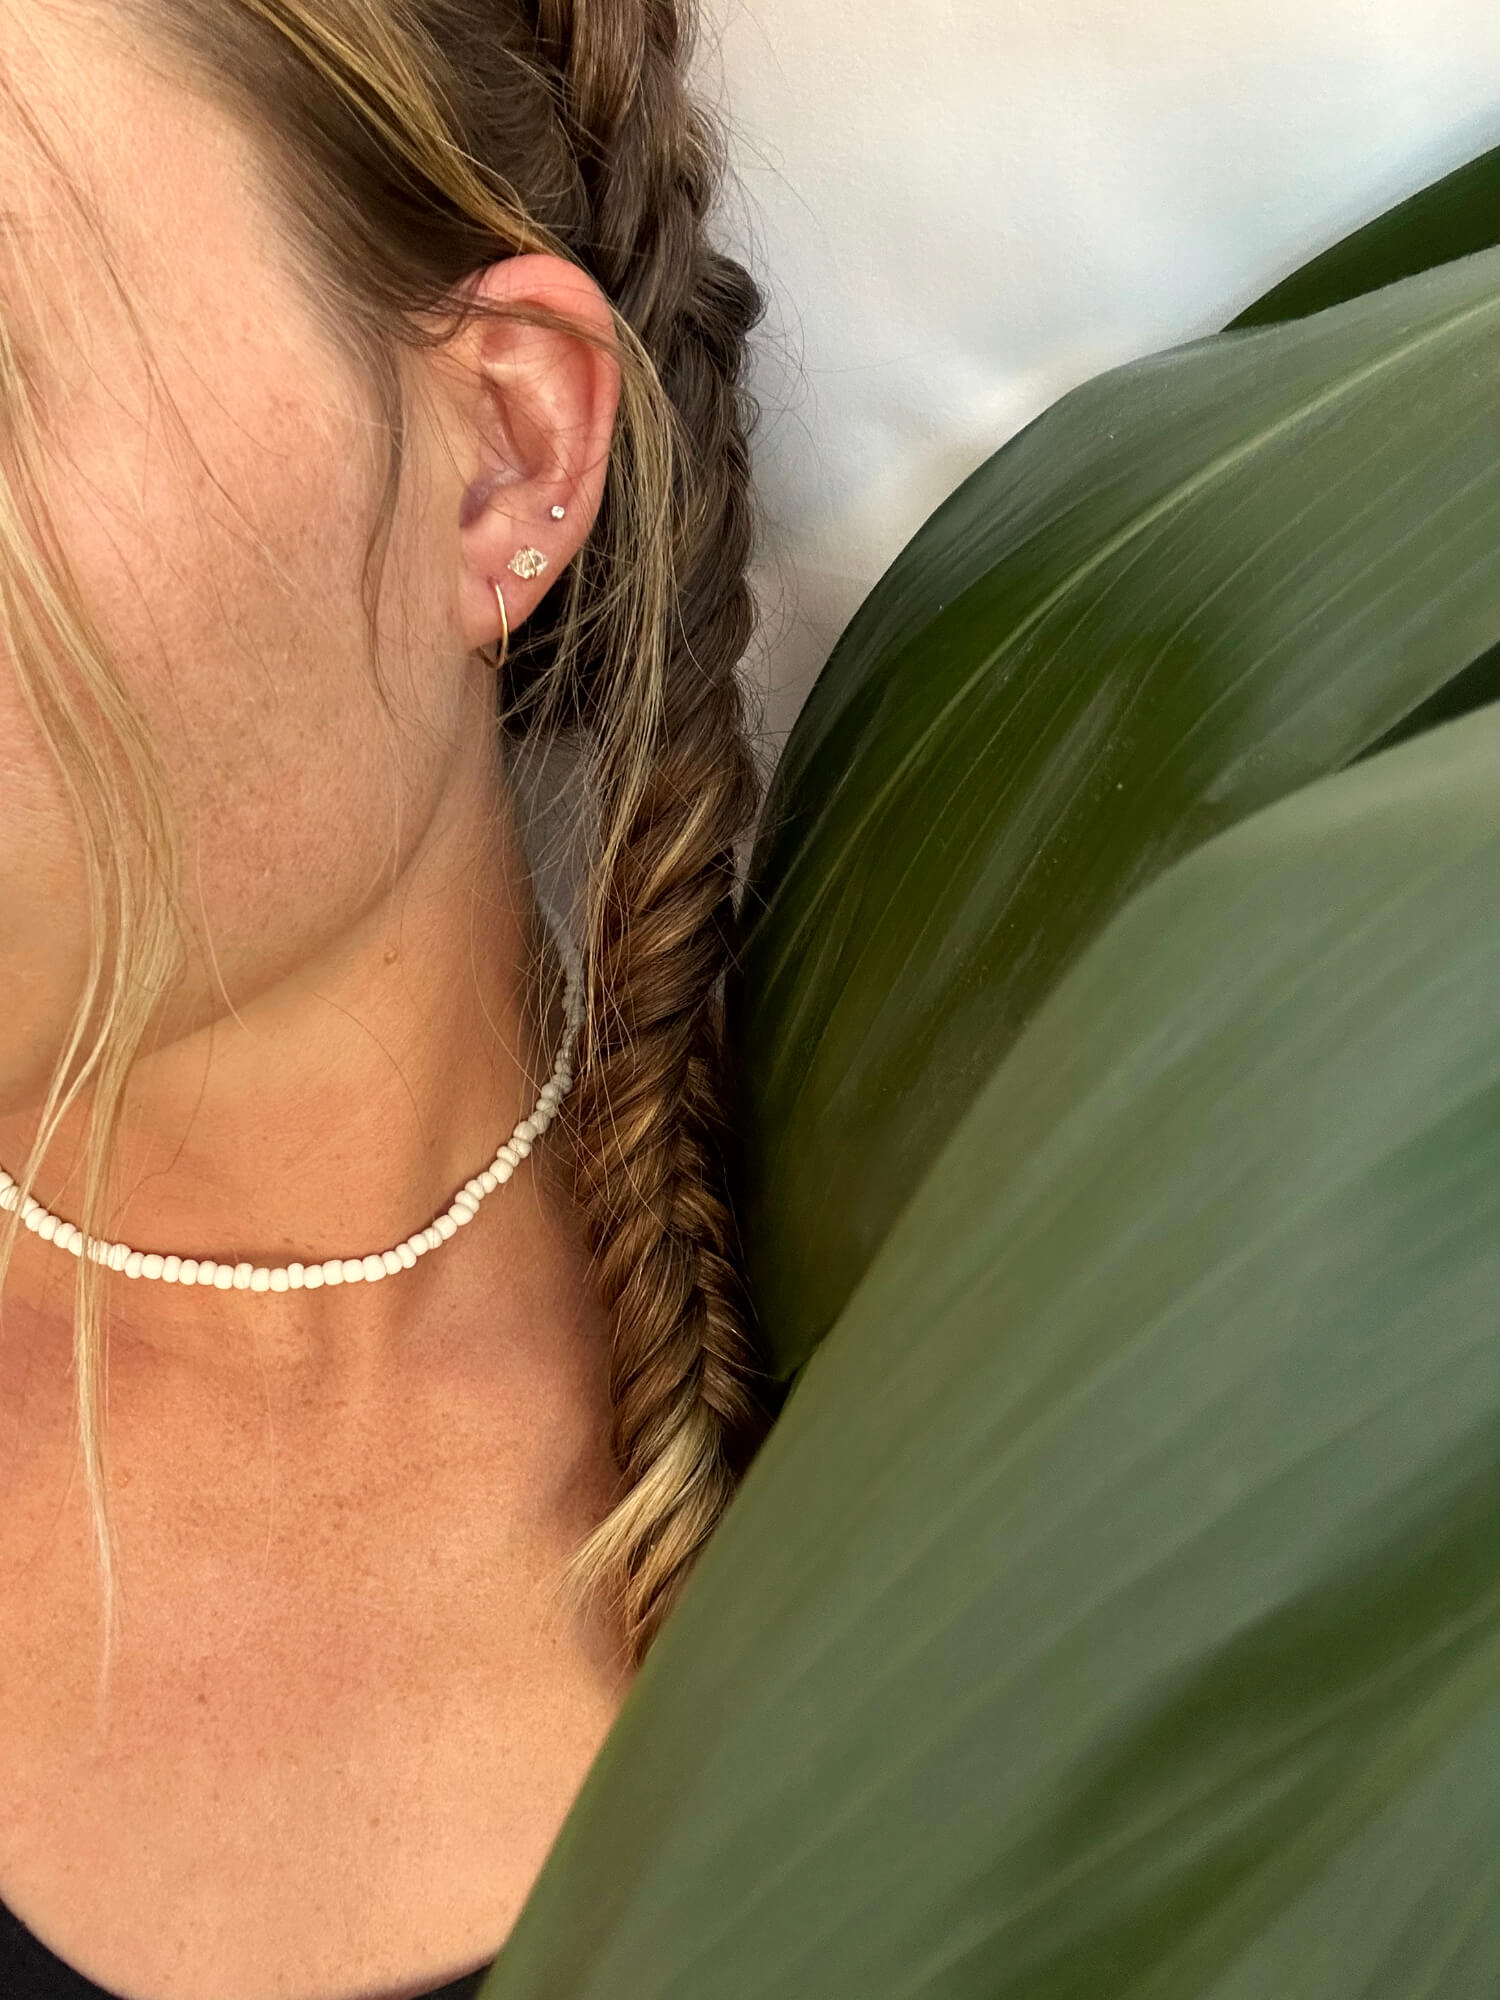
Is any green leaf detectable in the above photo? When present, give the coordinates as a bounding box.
[1227,139,1500,328]
[485,701,1500,1999]
[733,238,1500,1380]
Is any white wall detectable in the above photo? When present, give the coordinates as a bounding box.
[693,0,1500,755]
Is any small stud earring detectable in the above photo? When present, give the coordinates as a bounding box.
[550,504,567,521]
[508,547,548,581]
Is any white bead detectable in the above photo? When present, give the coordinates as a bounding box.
[0,900,586,1286]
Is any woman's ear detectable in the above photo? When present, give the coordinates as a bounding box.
[441,253,622,658]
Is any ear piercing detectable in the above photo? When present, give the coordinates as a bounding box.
[490,511,565,665]
[491,577,510,672]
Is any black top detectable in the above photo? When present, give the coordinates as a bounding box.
[0,1889,495,1999]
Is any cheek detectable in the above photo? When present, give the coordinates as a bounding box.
[0,367,463,1101]
[140,468,462,1024]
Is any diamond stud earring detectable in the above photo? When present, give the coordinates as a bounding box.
[550,504,567,520]
[507,547,548,581]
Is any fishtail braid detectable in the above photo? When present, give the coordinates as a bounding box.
[10,0,784,1689]
[526,0,782,1663]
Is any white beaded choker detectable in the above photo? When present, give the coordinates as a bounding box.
[0,905,584,1293]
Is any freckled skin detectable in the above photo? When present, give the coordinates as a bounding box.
[0,5,633,1993]
[0,0,621,1394]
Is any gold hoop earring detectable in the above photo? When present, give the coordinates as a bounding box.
[491,577,509,673]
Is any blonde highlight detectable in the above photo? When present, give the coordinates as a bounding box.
[0,0,778,1702]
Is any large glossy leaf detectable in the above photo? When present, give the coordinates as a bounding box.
[485,701,1500,1999]
[1232,129,1500,760]
[1231,134,1500,768]
[732,237,1500,1379]
[1228,130,1500,759]
[1227,138,1500,328]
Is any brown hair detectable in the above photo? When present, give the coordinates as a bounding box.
[0,0,780,1691]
